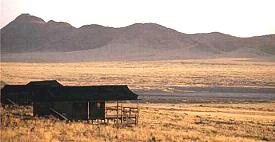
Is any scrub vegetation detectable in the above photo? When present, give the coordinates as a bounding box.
[1,103,275,142]
[1,58,275,141]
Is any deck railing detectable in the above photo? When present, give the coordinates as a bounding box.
[105,106,139,125]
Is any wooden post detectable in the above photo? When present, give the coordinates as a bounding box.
[27,91,29,104]
[87,101,90,123]
[33,102,36,117]
[116,100,119,125]
[136,100,139,125]
[120,103,123,124]
[104,101,106,124]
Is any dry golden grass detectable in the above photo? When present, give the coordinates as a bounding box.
[1,102,275,142]
[1,59,275,141]
[1,59,275,91]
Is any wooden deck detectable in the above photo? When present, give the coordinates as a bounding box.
[90,104,139,125]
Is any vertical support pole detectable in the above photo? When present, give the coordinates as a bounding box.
[120,103,124,124]
[33,102,36,117]
[136,100,139,125]
[104,101,106,124]
[87,101,90,123]
[116,100,119,125]
[27,91,29,105]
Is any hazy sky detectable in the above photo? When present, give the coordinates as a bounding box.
[1,0,275,37]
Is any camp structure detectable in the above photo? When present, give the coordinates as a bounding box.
[33,85,139,124]
[1,80,62,105]
[1,80,139,125]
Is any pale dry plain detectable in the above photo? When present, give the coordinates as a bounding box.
[1,58,275,142]
[1,58,275,90]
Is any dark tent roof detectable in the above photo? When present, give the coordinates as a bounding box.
[1,81,62,94]
[1,85,27,92]
[33,85,138,102]
[1,80,138,104]
[27,80,63,87]
[1,85,32,105]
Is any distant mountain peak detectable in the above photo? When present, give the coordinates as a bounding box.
[126,23,166,29]
[79,24,109,29]
[46,20,73,28]
[18,13,30,16]
[14,13,46,24]
[208,32,234,37]
[47,20,56,23]
[129,23,159,26]
[122,22,180,35]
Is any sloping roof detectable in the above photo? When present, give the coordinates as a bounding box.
[1,81,62,94]
[33,85,138,102]
[27,80,63,87]
[1,85,32,105]
[1,85,28,92]
[1,80,138,104]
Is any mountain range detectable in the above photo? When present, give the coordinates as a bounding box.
[1,14,275,62]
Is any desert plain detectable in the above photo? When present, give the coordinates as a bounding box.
[1,58,275,142]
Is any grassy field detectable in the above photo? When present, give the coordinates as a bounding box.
[1,102,275,142]
[1,58,275,92]
[1,58,275,141]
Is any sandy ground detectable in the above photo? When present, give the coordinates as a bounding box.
[138,92,275,103]
[136,86,275,103]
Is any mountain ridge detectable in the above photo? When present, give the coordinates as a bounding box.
[1,14,275,62]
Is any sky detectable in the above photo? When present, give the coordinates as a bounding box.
[1,0,275,37]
